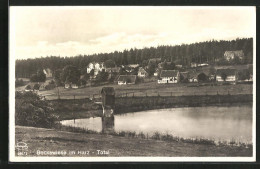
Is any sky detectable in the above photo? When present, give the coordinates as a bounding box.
[10,6,256,60]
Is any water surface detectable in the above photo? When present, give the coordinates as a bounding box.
[61,105,252,143]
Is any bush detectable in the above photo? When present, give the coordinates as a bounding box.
[15,91,59,128]
[25,85,31,90]
[33,83,40,90]
[15,79,24,87]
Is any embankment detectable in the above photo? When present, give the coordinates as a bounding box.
[115,94,252,114]
[48,94,253,118]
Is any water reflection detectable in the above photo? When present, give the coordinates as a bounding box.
[61,105,252,143]
[102,115,115,134]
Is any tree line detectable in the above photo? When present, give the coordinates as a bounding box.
[15,38,253,78]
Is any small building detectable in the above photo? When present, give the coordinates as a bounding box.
[180,72,189,82]
[64,82,79,89]
[137,67,148,77]
[127,64,140,69]
[117,75,137,85]
[71,83,79,89]
[198,63,209,67]
[224,50,244,61]
[101,87,115,108]
[39,84,46,91]
[216,69,237,82]
[43,68,53,78]
[175,64,183,69]
[187,71,198,83]
[154,68,160,77]
[190,62,198,68]
[158,70,180,84]
[87,62,105,77]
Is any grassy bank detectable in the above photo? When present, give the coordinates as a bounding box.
[59,125,252,148]
[36,82,252,100]
[15,126,252,157]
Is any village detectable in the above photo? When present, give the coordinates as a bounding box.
[15,50,253,100]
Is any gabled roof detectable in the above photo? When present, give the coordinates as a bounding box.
[117,75,137,83]
[180,72,189,79]
[160,70,179,77]
[101,87,115,95]
[216,69,236,76]
[138,67,148,73]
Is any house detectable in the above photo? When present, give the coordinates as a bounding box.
[87,62,105,77]
[224,50,244,61]
[187,71,198,83]
[117,75,137,85]
[216,69,237,82]
[180,72,189,82]
[127,64,140,69]
[175,64,183,68]
[158,70,180,84]
[64,82,79,89]
[137,67,148,77]
[43,68,53,78]
[198,63,209,67]
[154,68,160,76]
[190,62,198,68]
[158,61,173,69]
[39,84,46,91]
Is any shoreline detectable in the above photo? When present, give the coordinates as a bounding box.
[54,100,252,121]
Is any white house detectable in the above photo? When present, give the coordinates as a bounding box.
[190,62,198,68]
[87,62,105,77]
[158,70,180,84]
[216,69,237,82]
[137,67,148,77]
[43,68,53,78]
[224,50,244,61]
[65,82,79,89]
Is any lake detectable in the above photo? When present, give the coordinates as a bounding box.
[61,105,252,143]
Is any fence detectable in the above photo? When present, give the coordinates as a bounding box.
[42,89,252,101]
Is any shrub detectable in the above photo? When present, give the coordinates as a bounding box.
[15,91,59,128]
[33,83,40,90]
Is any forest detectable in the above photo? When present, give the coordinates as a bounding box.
[15,38,253,78]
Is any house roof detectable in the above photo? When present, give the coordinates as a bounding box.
[180,72,189,79]
[106,67,121,72]
[117,75,137,83]
[216,69,236,76]
[160,70,179,77]
[127,64,140,68]
[101,87,115,95]
[138,67,148,73]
